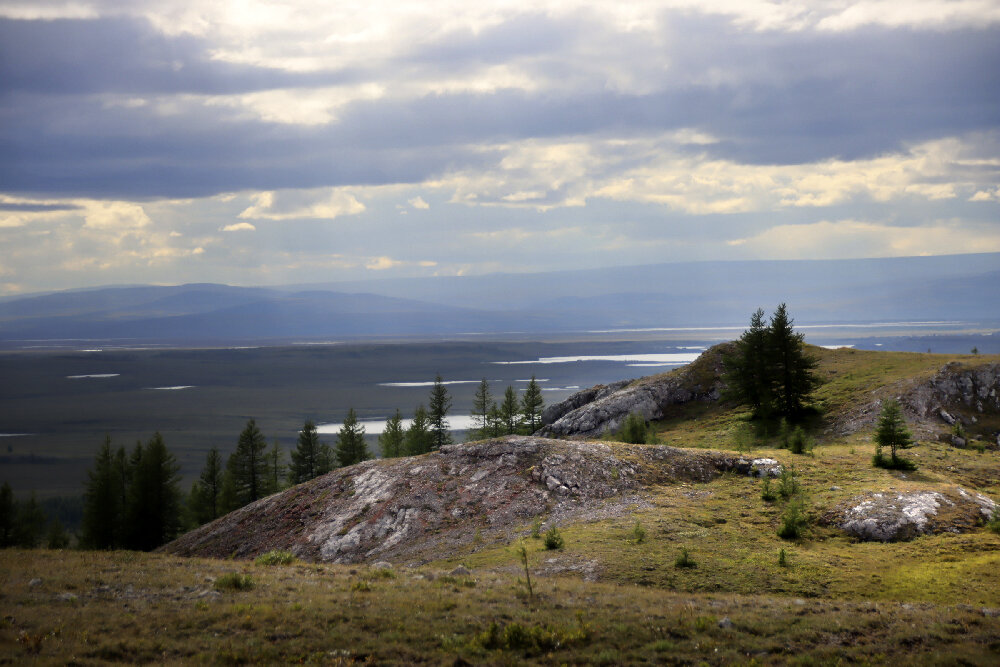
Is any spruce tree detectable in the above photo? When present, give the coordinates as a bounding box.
[289,420,332,484]
[125,432,181,551]
[405,405,432,455]
[873,399,915,467]
[335,408,370,467]
[723,308,771,417]
[14,492,46,548]
[226,418,269,508]
[521,375,545,434]
[0,481,15,547]
[767,303,820,418]
[379,409,405,458]
[499,385,521,435]
[82,436,123,549]
[486,402,503,438]
[470,378,492,440]
[190,447,224,525]
[427,374,453,450]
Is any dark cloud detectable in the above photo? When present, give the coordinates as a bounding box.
[0,202,82,211]
[0,17,355,95]
[0,14,998,198]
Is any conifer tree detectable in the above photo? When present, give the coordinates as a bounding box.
[521,375,545,434]
[266,439,285,494]
[189,447,224,525]
[470,378,492,440]
[499,385,521,435]
[82,436,123,549]
[873,399,915,466]
[723,307,772,417]
[335,408,370,467]
[767,303,820,418]
[125,432,181,551]
[405,405,432,455]
[289,420,332,484]
[379,409,406,458]
[13,492,46,548]
[226,418,269,507]
[427,374,453,450]
[486,402,503,438]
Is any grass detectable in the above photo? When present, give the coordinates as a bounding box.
[4,549,999,664]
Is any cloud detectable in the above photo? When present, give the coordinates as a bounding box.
[238,188,365,220]
[221,222,256,232]
[365,256,401,270]
[408,196,430,209]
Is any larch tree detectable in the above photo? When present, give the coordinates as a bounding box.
[379,409,406,458]
[767,303,820,418]
[521,376,545,434]
[189,447,224,526]
[226,418,269,508]
[289,420,332,484]
[335,408,370,467]
[405,405,432,456]
[81,436,123,549]
[427,374,453,450]
[125,432,181,551]
[499,385,521,435]
[873,399,915,468]
[470,378,492,440]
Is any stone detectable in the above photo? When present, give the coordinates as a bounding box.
[28,578,42,587]
[939,409,956,425]
[371,561,393,570]
[717,617,734,629]
[55,592,77,602]
[951,436,966,448]
[450,565,471,576]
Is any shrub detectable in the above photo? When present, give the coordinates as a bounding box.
[530,517,542,539]
[778,548,788,567]
[674,548,696,568]
[778,498,808,540]
[619,412,648,444]
[543,526,564,550]
[988,509,1000,535]
[761,477,777,502]
[778,468,799,500]
[214,572,254,592]
[255,549,295,566]
[789,426,809,455]
[630,521,646,544]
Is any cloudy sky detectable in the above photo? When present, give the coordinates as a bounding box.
[1,1,998,296]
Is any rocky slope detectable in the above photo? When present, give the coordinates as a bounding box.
[161,436,779,565]
[539,343,731,437]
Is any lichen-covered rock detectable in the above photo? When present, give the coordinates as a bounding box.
[824,486,997,542]
[905,362,1000,422]
[161,435,777,565]
[539,343,731,437]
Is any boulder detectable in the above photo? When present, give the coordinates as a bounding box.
[824,486,996,542]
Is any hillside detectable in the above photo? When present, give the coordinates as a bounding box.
[5,346,1000,664]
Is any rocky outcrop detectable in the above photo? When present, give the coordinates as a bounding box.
[824,486,997,542]
[539,343,731,438]
[161,435,778,565]
[904,362,1000,421]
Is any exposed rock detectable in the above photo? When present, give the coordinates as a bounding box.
[449,565,471,576]
[371,561,393,570]
[951,436,967,448]
[905,362,1000,424]
[162,435,779,565]
[823,486,997,542]
[539,343,731,438]
[939,409,956,425]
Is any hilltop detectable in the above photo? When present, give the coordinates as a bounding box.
[4,345,1000,664]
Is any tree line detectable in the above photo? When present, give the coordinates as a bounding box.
[71,373,545,551]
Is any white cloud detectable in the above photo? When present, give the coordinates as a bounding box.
[408,196,430,210]
[81,201,151,230]
[238,188,366,220]
[365,256,401,270]
[221,222,256,232]
[970,188,1000,202]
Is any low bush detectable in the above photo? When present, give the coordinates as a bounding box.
[214,573,254,592]
[778,468,800,500]
[254,549,295,566]
[988,510,1000,535]
[778,498,808,540]
[761,477,777,502]
[630,521,646,544]
[543,526,564,550]
[674,548,696,569]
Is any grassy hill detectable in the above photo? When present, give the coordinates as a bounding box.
[3,347,1000,664]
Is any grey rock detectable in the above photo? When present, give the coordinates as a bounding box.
[28,578,42,587]
[717,617,734,629]
[539,344,730,438]
[55,592,77,602]
[825,486,997,542]
[371,561,393,570]
[450,565,471,576]
[951,436,967,448]
[939,409,956,425]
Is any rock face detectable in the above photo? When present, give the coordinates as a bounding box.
[539,344,731,438]
[161,435,777,565]
[824,486,997,542]
[905,362,1000,420]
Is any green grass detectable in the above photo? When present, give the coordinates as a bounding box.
[3,549,999,664]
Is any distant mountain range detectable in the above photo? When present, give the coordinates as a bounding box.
[1,254,997,342]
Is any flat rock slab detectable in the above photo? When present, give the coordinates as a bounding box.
[824,486,996,542]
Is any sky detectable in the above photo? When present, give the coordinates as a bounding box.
[1,0,999,296]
